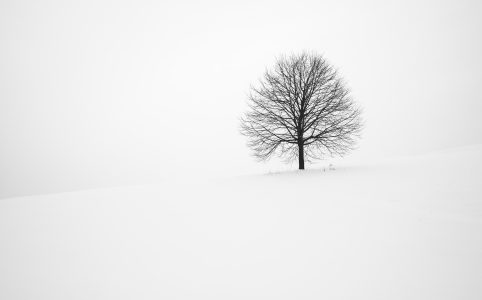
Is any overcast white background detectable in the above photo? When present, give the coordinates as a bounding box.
[1,0,482,198]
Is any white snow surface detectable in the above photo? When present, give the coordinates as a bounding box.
[1,145,482,300]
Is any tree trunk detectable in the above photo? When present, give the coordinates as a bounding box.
[298,143,305,170]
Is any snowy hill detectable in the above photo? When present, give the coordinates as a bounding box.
[1,145,482,300]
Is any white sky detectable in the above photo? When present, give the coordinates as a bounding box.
[1,0,482,198]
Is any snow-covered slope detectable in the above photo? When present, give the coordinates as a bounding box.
[1,145,482,300]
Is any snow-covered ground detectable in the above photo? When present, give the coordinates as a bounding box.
[1,145,482,300]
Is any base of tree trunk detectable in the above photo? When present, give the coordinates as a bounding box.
[298,144,305,170]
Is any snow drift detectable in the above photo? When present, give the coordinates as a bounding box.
[1,145,482,300]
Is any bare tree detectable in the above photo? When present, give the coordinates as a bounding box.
[240,52,362,170]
